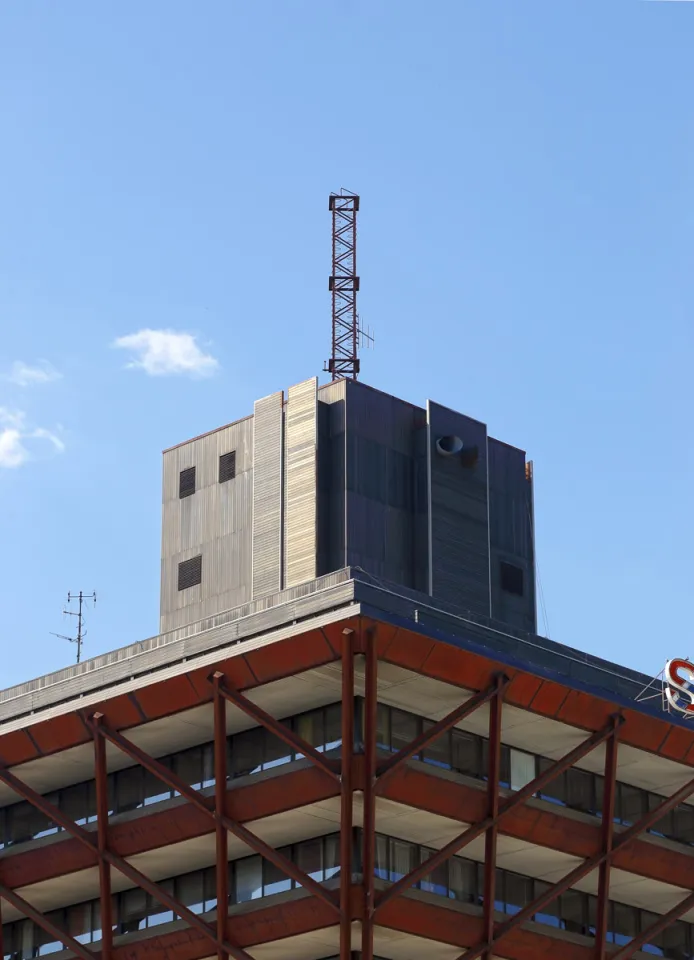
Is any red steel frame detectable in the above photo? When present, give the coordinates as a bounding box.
[1,631,694,959]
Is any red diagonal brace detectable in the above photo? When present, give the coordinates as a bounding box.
[481,676,505,959]
[595,718,620,959]
[375,675,511,792]
[212,673,229,960]
[213,677,340,783]
[0,759,252,960]
[373,715,623,917]
[610,889,694,960]
[456,749,694,960]
[92,713,114,960]
[0,883,95,960]
[90,716,340,918]
[362,626,378,960]
[340,630,355,960]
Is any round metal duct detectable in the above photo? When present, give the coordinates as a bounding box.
[435,435,464,456]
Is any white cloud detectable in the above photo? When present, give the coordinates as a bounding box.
[6,360,62,387]
[0,408,65,469]
[112,329,219,378]
[0,428,28,468]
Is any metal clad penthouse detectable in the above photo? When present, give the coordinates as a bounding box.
[1,377,692,960]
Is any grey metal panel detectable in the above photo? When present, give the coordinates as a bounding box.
[252,391,284,598]
[160,418,254,633]
[427,401,491,617]
[284,377,318,588]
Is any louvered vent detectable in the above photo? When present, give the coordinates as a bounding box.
[178,555,202,591]
[179,466,196,499]
[219,451,236,484]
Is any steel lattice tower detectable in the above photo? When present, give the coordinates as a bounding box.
[327,191,360,380]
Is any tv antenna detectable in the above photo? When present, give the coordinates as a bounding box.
[325,189,374,381]
[51,591,96,664]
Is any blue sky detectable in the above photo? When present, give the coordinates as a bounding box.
[0,2,691,687]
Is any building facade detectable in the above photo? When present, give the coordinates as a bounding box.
[160,377,536,636]
[0,378,692,960]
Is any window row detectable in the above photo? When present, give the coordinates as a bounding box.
[373,702,694,847]
[179,451,236,500]
[1,697,692,855]
[374,833,692,959]
[0,704,341,849]
[3,830,691,960]
[1,833,340,959]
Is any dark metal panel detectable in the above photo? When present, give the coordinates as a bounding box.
[317,380,347,574]
[487,438,536,633]
[344,382,419,588]
[427,401,490,617]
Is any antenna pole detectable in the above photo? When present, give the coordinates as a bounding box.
[326,190,361,381]
[52,590,97,665]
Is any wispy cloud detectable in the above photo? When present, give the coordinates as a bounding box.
[112,329,219,378]
[6,360,62,387]
[0,408,65,469]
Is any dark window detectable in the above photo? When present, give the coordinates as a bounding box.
[264,848,292,897]
[179,466,196,499]
[452,729,481,778]
[500,561,524,596]
[219,451,236,483]
[178,555,202,591]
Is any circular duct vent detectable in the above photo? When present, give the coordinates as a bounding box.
[435,435,464,457]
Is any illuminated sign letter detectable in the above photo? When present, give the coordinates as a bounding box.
[664,659,694,716]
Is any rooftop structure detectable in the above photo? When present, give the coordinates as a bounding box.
[0,376,693,960]
[160,377,537,637]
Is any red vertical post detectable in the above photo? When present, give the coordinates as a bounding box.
[482,677,504,958]
[92,713,113,959]
[340,631,355,960]
[212,672,229,958]
[361,628,378,960]
[595,717,620,959]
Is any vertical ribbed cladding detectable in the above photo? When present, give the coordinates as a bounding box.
[252,391,284,598]
[427,400,491,618]
[283,377,318,588]
[159,418,254,633]
[488,439,537,633]
[343,380,421,587]
[317,379,348,575]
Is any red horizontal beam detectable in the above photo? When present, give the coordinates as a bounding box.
[0,883,95,960]
[0,620,352,767]
[375,619,694,767]
[377,894,593,960]
[375,674,510,790]
[91,717,340,917]
[3,614,694,778]
[379,764,694,893]
[374,716,622,915]
[1,765,340,891]
[214,676,340,783]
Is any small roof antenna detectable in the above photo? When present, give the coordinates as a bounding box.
[51,590,97,665]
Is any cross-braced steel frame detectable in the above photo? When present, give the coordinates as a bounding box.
[327,191,360,381]
[1,629,694,959]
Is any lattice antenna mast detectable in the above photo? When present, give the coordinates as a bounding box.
[325,190,364,381]
[51,590,97,665]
